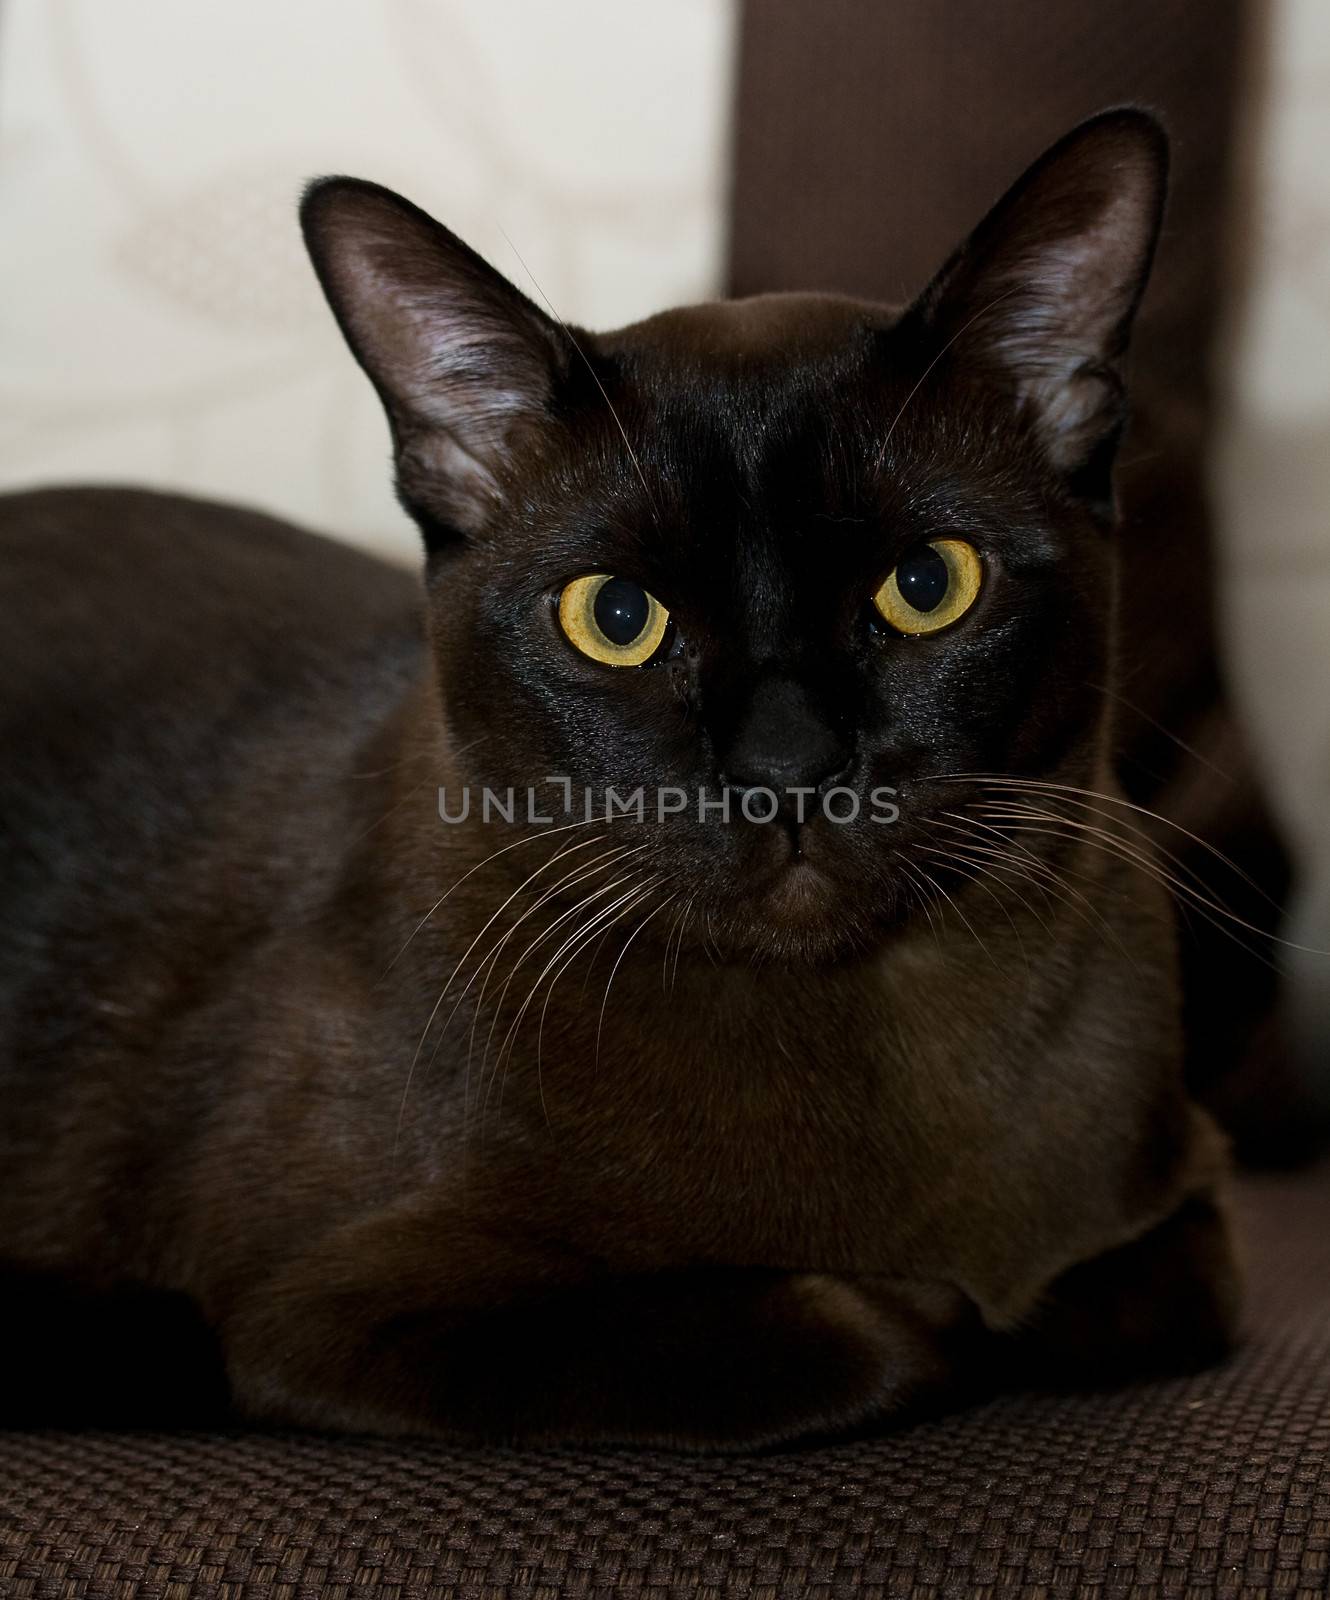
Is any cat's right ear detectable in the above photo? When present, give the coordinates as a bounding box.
[300,179,567,545]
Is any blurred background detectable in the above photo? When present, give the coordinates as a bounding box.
[0,0,736,553]
[1,0,1328,1071]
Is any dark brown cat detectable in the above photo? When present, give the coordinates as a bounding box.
[0,110,1240,1446]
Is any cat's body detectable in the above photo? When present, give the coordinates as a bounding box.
[0,113,1245,1445]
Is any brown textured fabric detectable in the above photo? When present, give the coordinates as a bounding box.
[728,0,1253,413]
[2,1166,1329,1598]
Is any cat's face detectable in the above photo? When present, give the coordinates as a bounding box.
[304,110,1166,960]
[422,300,1116,960]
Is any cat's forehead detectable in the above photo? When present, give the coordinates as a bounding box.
[545,290,1000,563]
[601,292,898,371]
[580,292,906,495]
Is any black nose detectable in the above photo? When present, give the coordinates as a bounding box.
[719,675,852,797]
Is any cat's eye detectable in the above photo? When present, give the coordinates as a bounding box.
[558,574,672,667]
[872,539,983,636]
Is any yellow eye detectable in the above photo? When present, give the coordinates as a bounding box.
[872,539,983,636]
[558,574,671,667]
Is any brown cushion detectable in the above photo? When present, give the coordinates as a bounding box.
[2,1166,1328,1597]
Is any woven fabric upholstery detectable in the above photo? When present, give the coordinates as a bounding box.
[2,1166,1328,1599]
[728,0,1252,411]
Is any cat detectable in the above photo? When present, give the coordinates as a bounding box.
[0,109,1240,1447]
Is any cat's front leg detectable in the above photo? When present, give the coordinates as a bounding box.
[222,1209,983,1448]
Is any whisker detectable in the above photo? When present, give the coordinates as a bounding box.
[975,784,1255,914]
[350,731,486,783]
[974,808,1290,967]
[531,879,673,1126]
[913,862,1002,971]
[596,888,680,1066]
[578,922,617,1000]
[461,842,648,1126]
[931,812,1133,959]
[486,874,664,1130]
[350,772,435,850]
[921,845,1034,977]
[471,849,655,1112]
[873,288,1019,475]
[394,827,627,1154]
[382,814,602,978]
[1091,683,1236,783]
[499,226,661,526]
[896,858,944,952]
[939,773,1280,911]
[976,801,1259,930]
[479,866,660,1096]
[662,897,687,997]
[670,894,697,994]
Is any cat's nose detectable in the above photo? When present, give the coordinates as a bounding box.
[719,675,852,799]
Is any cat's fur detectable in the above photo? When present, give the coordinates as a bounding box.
[0,111,1240,1446]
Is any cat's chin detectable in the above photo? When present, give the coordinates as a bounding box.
[715,847,883,965]
[721,911,878,967]
[758,854,841,920]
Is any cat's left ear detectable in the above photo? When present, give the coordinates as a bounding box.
[301,179,567,545]
[912,108,1168,511]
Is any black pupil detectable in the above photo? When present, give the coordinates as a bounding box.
[594,578,650,646]
[895,545,950,613]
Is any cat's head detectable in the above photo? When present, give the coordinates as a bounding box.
[302,109,1166,961]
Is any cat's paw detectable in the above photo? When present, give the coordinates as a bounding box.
[1010,1192,1240,1382]
[226,1259,983,1450]
[527,1268,983,1450]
